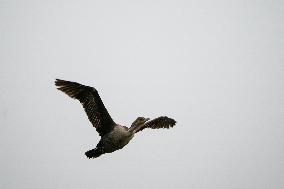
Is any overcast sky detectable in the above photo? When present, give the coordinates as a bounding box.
[1,0,283,188]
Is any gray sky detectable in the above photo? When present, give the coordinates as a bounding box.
[1,0,283,188]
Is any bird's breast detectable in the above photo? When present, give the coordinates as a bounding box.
[102,125,134,152]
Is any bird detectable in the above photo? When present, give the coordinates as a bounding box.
[55,79,176,158]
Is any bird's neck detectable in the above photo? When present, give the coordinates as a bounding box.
[128,124,142,133]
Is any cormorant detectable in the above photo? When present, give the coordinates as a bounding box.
[55,79,176,158]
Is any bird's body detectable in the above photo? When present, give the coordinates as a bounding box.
[55,79,176,158]
[99,125,134,153]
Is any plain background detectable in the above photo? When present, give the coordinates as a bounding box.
[1,0,283,188]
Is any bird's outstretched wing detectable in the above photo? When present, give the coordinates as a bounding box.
[55,79,115,136]
[135,116,176,133]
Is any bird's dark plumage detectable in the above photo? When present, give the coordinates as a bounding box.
[135,116,176,132]
[55,79,115,136]
[55,79,177,158]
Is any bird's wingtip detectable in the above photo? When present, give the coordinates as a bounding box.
[54,79,67,86]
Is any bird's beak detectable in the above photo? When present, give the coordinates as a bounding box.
[145,118,150,122]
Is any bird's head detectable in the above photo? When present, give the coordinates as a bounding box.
[131,117,150,126]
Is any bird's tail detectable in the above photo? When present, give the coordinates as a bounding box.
[85,148,103,159]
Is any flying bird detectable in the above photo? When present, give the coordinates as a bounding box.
[55,79,176,158]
